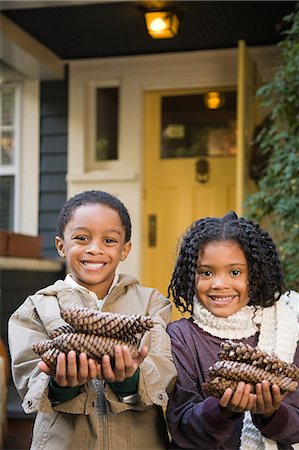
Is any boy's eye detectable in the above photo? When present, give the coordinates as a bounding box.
[104,238,118,245]
[74,236,89,241]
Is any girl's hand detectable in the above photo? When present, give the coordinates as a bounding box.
[251,380,284,417]
[97,345,148,383]
[219,382,256,417]
[37,351,99,387]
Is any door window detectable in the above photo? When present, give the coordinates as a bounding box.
[161,91,237,159]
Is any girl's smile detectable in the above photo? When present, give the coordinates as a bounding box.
[195,241,249,317]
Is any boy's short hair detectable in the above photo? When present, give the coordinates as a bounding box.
[56,190,132,242]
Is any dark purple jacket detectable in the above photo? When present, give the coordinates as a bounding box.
[166,318,299,450]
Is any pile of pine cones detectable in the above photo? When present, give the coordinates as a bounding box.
[203,340,299,398]
[32,307,154,368]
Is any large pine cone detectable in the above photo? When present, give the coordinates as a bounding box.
[32,333,140,368]
[32,307,154,369]
[61,307,153,340]
[203,340,299,398]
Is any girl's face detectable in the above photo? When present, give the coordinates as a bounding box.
[195,240,249,318]
[55,203,131,298]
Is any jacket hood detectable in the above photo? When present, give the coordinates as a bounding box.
[34,274,139,298]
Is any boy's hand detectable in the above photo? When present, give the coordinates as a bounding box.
[97,345,148,383]
[37,351,99,387]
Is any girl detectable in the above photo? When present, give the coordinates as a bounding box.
[9,190,177,450]
[166,211,299,450]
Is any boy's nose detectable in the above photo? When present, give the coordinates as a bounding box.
[86,242,104,254]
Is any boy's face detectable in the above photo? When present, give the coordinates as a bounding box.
[195,241,249,318]
[55,203,131,298]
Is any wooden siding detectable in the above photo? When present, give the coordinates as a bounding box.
[39,72,68,258]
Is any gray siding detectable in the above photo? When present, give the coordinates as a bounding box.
[39,74,68,258]
[1,267,65,347]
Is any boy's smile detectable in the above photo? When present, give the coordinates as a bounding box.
[195,241,249,318]
[55,203,131,298]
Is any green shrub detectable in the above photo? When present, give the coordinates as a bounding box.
[245,7,299,290]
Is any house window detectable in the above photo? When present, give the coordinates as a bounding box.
[0,84,20,230]
[95,87,119,161]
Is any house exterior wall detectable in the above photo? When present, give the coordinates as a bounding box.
[39,73,68,258]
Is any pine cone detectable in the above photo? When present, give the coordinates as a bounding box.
[40,348,61,368]
[219,340,299,380]
[32,339,55,355]
[32,308,153,369]
[52,332,140,362]
[49,324,75,338]
[203,377,246,398]
[208,360,297,393]
[203,340,299,398]
[61,307,154,340]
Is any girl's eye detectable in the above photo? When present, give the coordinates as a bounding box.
[231,269,241,276]
[198,270,213,277]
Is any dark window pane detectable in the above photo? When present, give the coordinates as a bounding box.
[161,91,236,159]
[0,175,14,230]
[95,87,118,161]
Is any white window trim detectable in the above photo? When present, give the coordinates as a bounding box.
[0,83,21,230]
[0,79,40,235]
[19,79,40,235]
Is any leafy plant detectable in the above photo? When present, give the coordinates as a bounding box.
[245,6,299,290]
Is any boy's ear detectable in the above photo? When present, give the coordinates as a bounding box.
[120,241,132,261]
[55,236,65,258]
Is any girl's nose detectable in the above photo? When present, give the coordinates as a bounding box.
[211,276,227,288]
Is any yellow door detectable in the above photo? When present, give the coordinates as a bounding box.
[142,89,236,320]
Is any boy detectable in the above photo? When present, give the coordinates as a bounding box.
[9,190,177,450]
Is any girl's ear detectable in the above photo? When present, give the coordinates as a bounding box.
[55,236,65,258]
[120,241,132,261]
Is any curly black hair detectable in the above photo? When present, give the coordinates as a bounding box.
[167,211,286,313]
[56,190,131,242]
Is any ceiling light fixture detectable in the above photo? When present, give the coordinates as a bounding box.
[144,11,180,39]
[203,91,225,109]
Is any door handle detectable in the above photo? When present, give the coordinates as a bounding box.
[148,214,157,247]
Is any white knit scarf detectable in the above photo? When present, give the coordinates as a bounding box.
[192,297,299,450]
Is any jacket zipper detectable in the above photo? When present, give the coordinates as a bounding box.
[93,378,110,450]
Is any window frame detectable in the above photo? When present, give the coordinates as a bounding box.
[0,82,21,231]
[85,78,120,171]
[0,78,40,236]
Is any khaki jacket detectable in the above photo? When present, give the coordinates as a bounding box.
[9,274,177,450]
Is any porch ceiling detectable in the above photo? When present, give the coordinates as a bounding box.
[0,0,297,60]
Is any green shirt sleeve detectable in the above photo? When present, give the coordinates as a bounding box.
[109,368,140,397]
[48,378,81,405]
